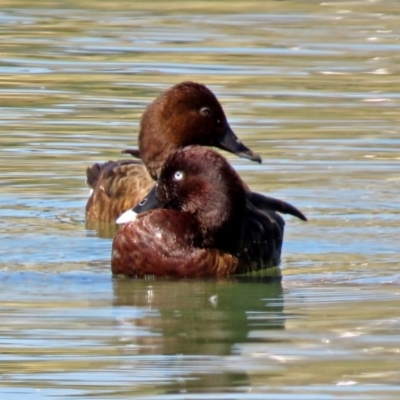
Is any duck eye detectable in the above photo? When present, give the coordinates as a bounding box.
[173,171,184,181]
[200,107,212,117]
[138,197,147,206]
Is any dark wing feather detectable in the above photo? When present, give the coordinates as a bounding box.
[247,191,307,221]
[237,207,285,273]
[121,148,141,159]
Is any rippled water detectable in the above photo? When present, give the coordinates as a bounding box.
[1,1,400,398]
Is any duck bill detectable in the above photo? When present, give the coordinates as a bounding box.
[116,185,162,225]
[133,185,163,214]
[216,123,262,163]
[116,209,138,225]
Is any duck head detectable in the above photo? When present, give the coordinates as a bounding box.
[139,82,261,180]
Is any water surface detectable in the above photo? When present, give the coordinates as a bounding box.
[1,1,400,398]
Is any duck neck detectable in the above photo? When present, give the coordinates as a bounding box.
[198,189,246,254]
[145,157,166,181]
[139,125,178,181]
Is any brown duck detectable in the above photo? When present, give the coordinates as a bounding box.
[86,82,261,223]
[111,146,307,278]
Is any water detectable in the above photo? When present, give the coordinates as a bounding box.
[1,0,400,398]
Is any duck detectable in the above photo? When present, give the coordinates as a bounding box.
[85,81,261,223]
[111,146,307,278]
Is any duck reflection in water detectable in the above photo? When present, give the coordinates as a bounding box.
[112,146,306,278]
[112,278,285,391]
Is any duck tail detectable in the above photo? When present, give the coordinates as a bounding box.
[85,161,115,189]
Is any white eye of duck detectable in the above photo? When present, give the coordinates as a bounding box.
[173,171,184,181]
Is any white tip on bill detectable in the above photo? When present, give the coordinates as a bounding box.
[116,209,138,225]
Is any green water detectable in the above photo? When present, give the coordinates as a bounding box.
[1,1,400,398]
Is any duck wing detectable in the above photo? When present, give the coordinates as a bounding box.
[237,206,285,272]
[85,159,154,222]
[247,191,307,221]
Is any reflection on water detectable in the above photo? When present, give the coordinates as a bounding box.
[113,278,284,354]
[112,279,285,393]
[1,0,400,398]
[1,274,399,398]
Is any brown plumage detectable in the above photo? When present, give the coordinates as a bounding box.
[86,81,261,222]
[111,146,306,278]
[112,210,239,278]
[86,159,154,223]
